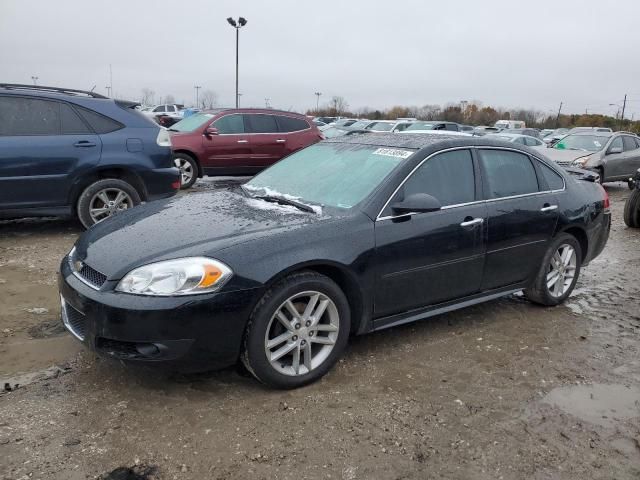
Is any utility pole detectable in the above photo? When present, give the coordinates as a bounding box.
[109,64,113,98]
[555,102,563,128]
[264,98,270,108]
[314,92,322,113]
[227,17,248,109]
[31,76,38,85]
[621,94,627,123]
[194,85,201,108]
[105,86,112,97]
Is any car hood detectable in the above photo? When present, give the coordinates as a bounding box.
[75,190,331,279]
[543,148,593,163]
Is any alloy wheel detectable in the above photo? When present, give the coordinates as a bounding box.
[174,157,194,187]
[89,188,133,224]
[264,291,340,376]
[546,244,577,297]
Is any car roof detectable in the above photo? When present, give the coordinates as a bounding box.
[569,131,612,137]
[202,107,307,117]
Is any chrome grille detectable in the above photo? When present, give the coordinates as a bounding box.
[61,296,86,341]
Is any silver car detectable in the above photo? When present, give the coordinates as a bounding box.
[544,131,640,184]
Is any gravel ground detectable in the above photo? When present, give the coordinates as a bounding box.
[1,180,639,480]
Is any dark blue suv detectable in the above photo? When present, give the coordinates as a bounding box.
[0,84,180,227]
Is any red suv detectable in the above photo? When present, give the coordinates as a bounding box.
[168,108,323,188]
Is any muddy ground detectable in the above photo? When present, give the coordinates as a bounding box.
[1,181,639,480]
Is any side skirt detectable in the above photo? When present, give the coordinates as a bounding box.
[371,286,524,332]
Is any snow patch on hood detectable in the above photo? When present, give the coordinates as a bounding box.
[243,185,323,215]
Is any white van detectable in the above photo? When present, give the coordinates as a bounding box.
[495,120,525,129]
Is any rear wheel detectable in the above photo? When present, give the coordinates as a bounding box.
[77,179,141,229]
[241,271,350,389]
[623,189,640,228]
[525,233,582,306]
[173,153,198,189]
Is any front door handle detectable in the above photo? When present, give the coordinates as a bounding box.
[237,140,248,143]
[73,141,96,148]
[275,139,286,143]
[540,204,558,212]
[460,217,484,227]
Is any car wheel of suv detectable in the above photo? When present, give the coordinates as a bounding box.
[173,153,198,189]
[77,179,141,228]
[241,271,350,389]
[623,189,640,228]
[525,233,582,306]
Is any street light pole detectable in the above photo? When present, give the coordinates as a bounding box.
[31,76,38,85]
[194,85,201,108]
[227,17,248,109]
[315,92,322,113]
[105,86,111,97]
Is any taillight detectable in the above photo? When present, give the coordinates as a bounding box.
[171,179,181,190]
[598,184,610,209]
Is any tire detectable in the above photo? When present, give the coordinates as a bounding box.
[623,189,640,228]
[241,271,350,389]
[596,167,604,184]
[173,153,198,189]
[524,233,582,306]
[76,178,141,229]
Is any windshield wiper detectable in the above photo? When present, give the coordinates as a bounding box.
[167,128,178,132]
[254,195,316,213]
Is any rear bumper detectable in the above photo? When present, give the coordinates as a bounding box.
[58,258,263,371]
[140,166,180,200]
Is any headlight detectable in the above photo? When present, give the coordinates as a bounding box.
[115,257,232,296]
[572,156,590,167]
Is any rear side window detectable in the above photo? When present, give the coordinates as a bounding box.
[213,114,245,134]
[444,123,458,131]
[75,107,123,134]
[537,161,565,190]
[397,149,475,207]
[275,115,309,132]
[246,114,278,133]
[623,136,638,151]
[479,149,539,199]
[0,96,59,135]
[60,103,91,134]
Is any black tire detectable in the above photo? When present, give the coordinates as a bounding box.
[623,189,640,228]
[76,178,141,229]
[524,233,582,306]
[241,271,350,389]
[596,167,604,184]
[173,153,198,190]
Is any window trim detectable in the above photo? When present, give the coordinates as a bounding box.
[209,113,311,136]
[376,146,566,222]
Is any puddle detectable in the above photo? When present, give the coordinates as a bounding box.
[543,384,640,428]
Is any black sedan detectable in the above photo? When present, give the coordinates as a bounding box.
[59,134,611,389]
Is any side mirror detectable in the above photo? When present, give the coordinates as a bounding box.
[607,146,623,155]
[391,193,442,215]
[204,127,219,137]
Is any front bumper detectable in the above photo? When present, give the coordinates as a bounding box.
[58,258,262,371]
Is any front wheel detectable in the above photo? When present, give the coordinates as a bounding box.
[525,233,582,306]
[241,271,350,389]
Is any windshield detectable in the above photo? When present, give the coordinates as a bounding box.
[367,122,394,131]
[169,113,214,132]
[405,122,437,131]
[245,143,412,209]
[554,134,608,152]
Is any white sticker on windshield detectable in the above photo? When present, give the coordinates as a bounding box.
[594,141,602,147]
[372,148,413,159]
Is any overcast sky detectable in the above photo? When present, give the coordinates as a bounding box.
[2,0,640,117]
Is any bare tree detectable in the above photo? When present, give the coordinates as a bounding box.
[329,96,349,116]
[164,94,176,104]
[141,88,155,106]
[201,90,218,109]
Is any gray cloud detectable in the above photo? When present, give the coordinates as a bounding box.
[2,0,639,117]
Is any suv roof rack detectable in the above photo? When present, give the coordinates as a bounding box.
[0,83,108,99]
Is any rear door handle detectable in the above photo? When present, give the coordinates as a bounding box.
[237,140,248,143]
[275,139,286,143]
[73,141,96,148]
[460,217,484,227]
[540,205,558,212]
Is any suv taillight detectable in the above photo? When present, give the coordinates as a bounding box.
[156,128,171,147]
[598,184,610,210]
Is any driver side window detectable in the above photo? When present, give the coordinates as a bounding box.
[385,149,476,215]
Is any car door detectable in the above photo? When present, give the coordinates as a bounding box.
[603,136,624,179]
[201,113,251,172]
[0,96,102,208]
[245,114,287,168]
[374,149,487,319]
[478,148,559,291]
[621,135,640,178]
